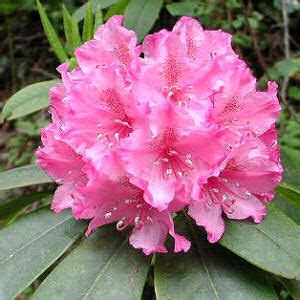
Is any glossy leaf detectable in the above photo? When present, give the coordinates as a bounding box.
[275,195,300,224]
[281,146,300,187]
[277,182,300,209]
[2,79,59,120]
[105,0,129,21]
[0,164,52,191]
[0,192,52,219]
[124,0,163,42]
[82,2,94,42]
[280,278,300,300]
[36,0,68,63]
[33,226,151,300]
[73,0,120,22]
[0,209,86,300]
[62,5,81,54]
[155,217,277,300]
[94,4,103,32]
[219,204,300,280]
[166,2,198,16]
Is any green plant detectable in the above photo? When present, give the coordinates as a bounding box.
[1,1,300,299]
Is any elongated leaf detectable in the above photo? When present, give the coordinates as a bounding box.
[276,183,300,209]
[82,2,94,42]
[0,192,51,219]
[124,0,163,42]
[94,4,103,32]
[73,0,120,22]
[62,6,81,53]
[275,182,300,223]
[166,2,198,16]
[37,0,68,63]
[280,278,300,300]
[219,204,300,280]
[275,195,300,224]
[281,146,300,187]
[0,209,85,300]
[2,79,59,121]
[0,164,52,191]
[105,0,129,21]
[155,217,277,300]
[63,5,76,55]
[33,226,150,300]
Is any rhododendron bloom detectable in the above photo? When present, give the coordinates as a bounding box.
[36,15,282,254]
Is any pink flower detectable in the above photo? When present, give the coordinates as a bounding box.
[36,15,283,254]
[188,136,282,242]
[74,157,190,255]
[75,15,141,75]
[36,124,86,213]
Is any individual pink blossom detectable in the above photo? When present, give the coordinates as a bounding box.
[36,15,283,254]
[74,156,190,255]
[75,15,141,75]
[36,123,87,213]
[188,136,282,242]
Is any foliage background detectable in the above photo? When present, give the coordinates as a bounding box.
[0,0,300,299]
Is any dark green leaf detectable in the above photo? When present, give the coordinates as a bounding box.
[63,5,74,55]
[2,79,59,120]
[0,192,52,219]
[33,226,150,300]
[166,2,198,16]
[276,183,300,209]
[0,209,85,299]
[62,5,81,55]
[0,164,52,191]
[279,278,300,300]
[82,2,94,42]
[281,146,300,187]
[124,0,163,42]
[274,195,300,224]
[155,216,277,300]
[288,86,300,101]
[104,0,130,21]
[94,4,103,32]
[219,204,300,280]
[73,0,120,22]
[36,0,68,63]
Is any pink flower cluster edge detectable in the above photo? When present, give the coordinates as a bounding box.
[36,16,283,255]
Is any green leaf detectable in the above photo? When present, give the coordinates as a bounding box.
[275,194,300,224]
[63,5,74,55]
[32,226,151,300]
[104,0,129,21]
[166,2,198,16]
[155,216,277,300]
[276,182,300,209]
[36,0,68,63]
[82,2,94,42]
[0,192,52,219]
[281,146,300,186]
[62,5,81,55]
[73,0,120,22]
[0,164,52,191]
[94,4,103,32]
[288,86,300,101]
[279,278,300,300]
[124,0,163,42]
[219,204,300,280]
[0,209,86,299]
[2,79,59,121]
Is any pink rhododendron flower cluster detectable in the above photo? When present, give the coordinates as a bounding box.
[36,16,283,255]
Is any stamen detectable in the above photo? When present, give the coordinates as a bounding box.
[104,212,112,219]
[166,169,173,175]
